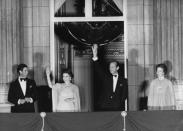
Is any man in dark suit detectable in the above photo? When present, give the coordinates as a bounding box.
[92,44,128,111]
[8,64,38,113]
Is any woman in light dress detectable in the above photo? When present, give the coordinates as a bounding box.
[46,67,80,112]
[147,63,176,110]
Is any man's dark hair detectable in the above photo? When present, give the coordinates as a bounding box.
[110,61,120,67]
[17,64,28,74]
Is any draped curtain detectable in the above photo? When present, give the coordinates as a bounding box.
[0,0,21,84]
[0,113,41,131]
[1,111,183,131]
[153,0,183,82]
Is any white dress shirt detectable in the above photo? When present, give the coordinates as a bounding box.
[18,77,33,104]
[19,77,27,96]
[113,74,118,92]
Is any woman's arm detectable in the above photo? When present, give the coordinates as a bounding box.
[46,66,55,89]
[74,85,81,112]
[147,80,154,110]
[169,81,176,110]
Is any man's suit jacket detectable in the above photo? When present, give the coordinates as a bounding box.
[8,78,38,113]
[93,60,128,111]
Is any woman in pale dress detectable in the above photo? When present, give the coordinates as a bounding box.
[147,63,176,110]
[46,67,81,112]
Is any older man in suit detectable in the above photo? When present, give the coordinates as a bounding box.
[8,64,38,113]
[92,44,128,111]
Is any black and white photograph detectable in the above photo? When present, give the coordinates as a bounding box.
[0,0,183,131]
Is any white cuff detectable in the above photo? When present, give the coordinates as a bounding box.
[18,99,21,105]
[30,98,33,103]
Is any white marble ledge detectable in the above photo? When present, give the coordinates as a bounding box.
[0,102,14,107]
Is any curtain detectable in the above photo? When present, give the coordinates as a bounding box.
[126,111,183,131]
[0,113,42,131]
[1,111,183,131]
[45,112,123,131]
[0,0,21,84]
[153,0,183,82]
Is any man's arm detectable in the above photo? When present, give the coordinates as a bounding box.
[28,79,38,103]
[8,82,20,105]
[91,44,106,79]
[122,78,128,101]
[92,44,98,61]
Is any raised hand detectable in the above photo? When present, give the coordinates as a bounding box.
[46,66,51,76]
[91,44,98,59]
[45,65,54,88]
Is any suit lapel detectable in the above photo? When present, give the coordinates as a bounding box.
[16,79,25,97]
[110,75,113,93]
[25,79,29,96]
[114,75,122,93]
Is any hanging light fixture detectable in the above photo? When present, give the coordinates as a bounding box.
[64,21,123,46]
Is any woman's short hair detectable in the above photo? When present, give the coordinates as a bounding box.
[156,63,167,75]
[17,64,28,74]
[62,69,74,78]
